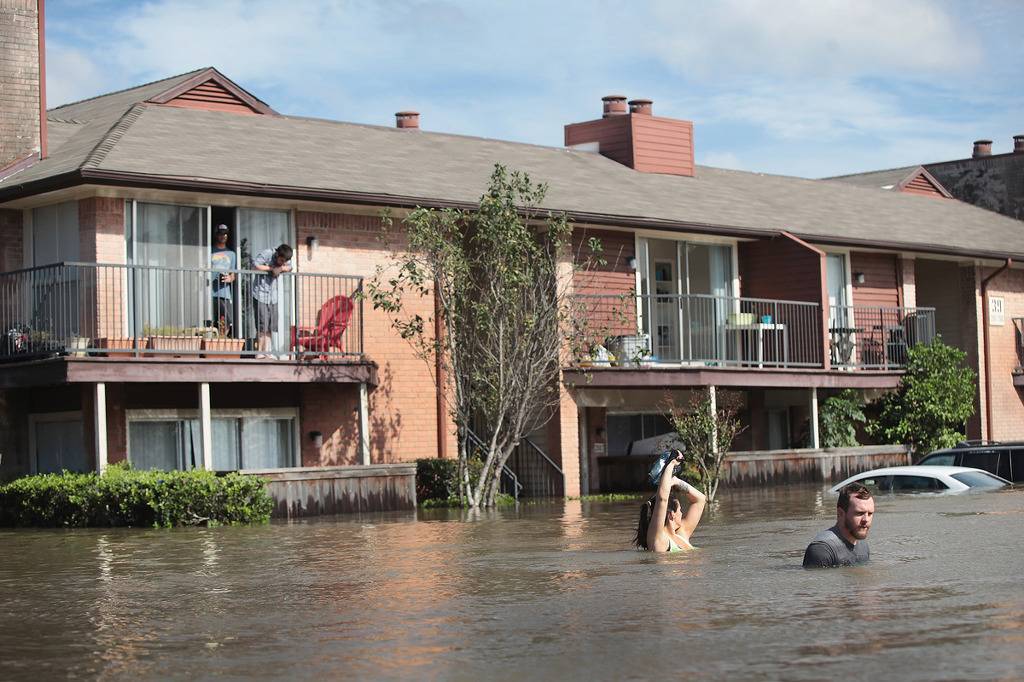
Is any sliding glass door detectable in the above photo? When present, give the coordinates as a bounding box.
[638,238,733,363]
[237,208,293,354]
[130,202,209,334]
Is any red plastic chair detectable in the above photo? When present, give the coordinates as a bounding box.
[291,294,355,358]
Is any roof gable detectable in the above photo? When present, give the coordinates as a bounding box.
[146,69,276,116]
[896,167,952,199]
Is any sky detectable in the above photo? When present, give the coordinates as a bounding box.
[44,0,1024,178]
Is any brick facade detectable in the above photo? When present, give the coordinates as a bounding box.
[295,209,451,463]
[0,208,23,272]
[978,267,1024,440]
[0,0,42,167]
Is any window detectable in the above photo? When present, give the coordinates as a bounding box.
[607,413,674,456]
[950,471,1008,489]
[854,475,891,493]
[30,413,87,474]
[889,475,948,492]
[919,452,955,466]
[127,410,297,471]
[31,202,79,265]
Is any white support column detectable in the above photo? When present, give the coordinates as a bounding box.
[359,382,371,465]
[94,383,107,474]
[709,385,718,453]
[810,387,820,450]
[199,382,213,470]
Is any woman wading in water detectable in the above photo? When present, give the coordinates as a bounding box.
[633,451,707,552]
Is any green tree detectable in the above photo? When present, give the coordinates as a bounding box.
[818,389,866,448]
[664,389,745,503]
[368,165,600,509]
[867,338,977,454]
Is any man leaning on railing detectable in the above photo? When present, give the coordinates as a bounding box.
[251,243,293,359]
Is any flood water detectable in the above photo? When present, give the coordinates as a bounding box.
[2,485,1023,681]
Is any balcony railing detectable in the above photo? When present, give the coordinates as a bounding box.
[0,262,363,361]
[572,293,935,371]
[829,305,936,369]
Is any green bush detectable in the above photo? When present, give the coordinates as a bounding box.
[867,338,977,454]
[0,464,273,528]
[819,389,866,448]
[415,457,484,506]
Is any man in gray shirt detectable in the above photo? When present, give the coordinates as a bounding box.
[803,483,874,568]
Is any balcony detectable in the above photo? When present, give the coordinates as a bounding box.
[572,293,935,371]
[0,262,363,362]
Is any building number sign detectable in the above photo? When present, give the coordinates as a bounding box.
[989,296,1005,326]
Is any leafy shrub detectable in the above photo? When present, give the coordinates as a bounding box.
[867,338,977,454]
[0,463,273,528]
[819,389,866,448]
[415,457,483,506]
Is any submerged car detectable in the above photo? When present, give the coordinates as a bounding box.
[918,442,1024,483]
[829,466,1010,494]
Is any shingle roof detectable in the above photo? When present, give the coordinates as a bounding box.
[3,71,1024,259]
[823,166,919,190]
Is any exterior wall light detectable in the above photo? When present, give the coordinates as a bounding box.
[627,256,638,270]
[306,235,319,253]
[309,430,324,449]
[854,272,865,284]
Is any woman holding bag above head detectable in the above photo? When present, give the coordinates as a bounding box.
[633,450,707,552]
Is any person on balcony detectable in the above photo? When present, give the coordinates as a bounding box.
[252,243,293,359]
[633,450,707,552]
[210,225,236,336]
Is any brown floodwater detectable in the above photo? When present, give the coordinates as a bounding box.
[1,485,1023,680]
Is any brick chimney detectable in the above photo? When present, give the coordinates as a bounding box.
[565,95,694,177]
[1014,135,1024,154]
[0,0,46,171]
[395,111,419,129]
[972,139,992,159]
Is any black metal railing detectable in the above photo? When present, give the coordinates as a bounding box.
[573,293,823,368]
[0,262,363,361]
[829,305,936,369]
[505,438,565,497]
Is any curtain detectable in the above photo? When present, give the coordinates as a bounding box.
[128,421,181,470]
[237,209,292,349]
[34,418,87,473]
[212,418,240,471]
[132,203,208,333]
[240,418,293,469]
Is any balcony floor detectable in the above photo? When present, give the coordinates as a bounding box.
[563,365,903,390]
[0,356,377,389]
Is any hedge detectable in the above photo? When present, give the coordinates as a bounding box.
[0,464,274,528]
[415,457,483,506]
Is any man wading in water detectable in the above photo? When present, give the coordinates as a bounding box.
[803,483,874,568]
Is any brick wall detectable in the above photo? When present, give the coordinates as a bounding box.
[299,383,360,466]
[296,209,446,463]
[961,266,985,439]
[0,208,23,271]
[916,259,963,350]
[573,228,637,339]
[0,0,41,167]
[78,198,126,338]
[979,267,1024,440]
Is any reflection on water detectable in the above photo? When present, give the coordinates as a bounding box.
[1,486,1023,680]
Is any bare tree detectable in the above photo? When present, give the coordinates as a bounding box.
[664,389,745,503]
[368,165,601,508]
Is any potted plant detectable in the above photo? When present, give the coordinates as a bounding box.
[94,335,138,358]
[201,318,245,358]
[67,335,91,357]
[144,325,202,357]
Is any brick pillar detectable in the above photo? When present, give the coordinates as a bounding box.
[961,265,985,439]
[0,0,44,168]
[551,380,581,497]
[79,198,126,340]
[900,257,916,308]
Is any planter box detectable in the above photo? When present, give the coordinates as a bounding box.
[94,337,138,358]
[201,338,245,358]
[147,335,202,357]
[68,336,90,357]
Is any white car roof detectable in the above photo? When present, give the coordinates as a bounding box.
[829,465,1003,492]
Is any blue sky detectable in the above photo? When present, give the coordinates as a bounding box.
[45,0,1024,178]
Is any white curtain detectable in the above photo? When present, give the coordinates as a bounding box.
[132,203,208,332]
[237,209,292,350]
[212,418,240,471]
[129,421,182,471]
[240,418,293,469]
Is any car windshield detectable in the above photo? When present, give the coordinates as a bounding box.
[920,453,955,466]
[950,471,1008,489]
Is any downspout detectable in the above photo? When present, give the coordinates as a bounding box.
[981,258,1012,442]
